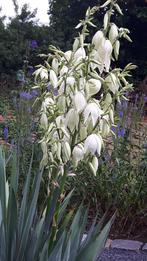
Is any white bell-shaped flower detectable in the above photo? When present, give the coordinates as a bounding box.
[103,40,113,72]
[52,58,59,74]
[96,39,112,73]
[64,50,72,61]
[60,65,68,76]
[73,91,87,113]
[86,79,101,97]
[50,70,58,88]
[109,24,118,44]
[40,68,48,80]
[72,144,84,161]
[92,30,105,49]
[84,103,103,127]
[74,47,86,60]
[63,141,71,162]
[65,108,79,132]
[84,134,102,155]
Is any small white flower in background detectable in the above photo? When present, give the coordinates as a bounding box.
[65,108,79,132]
[86,79,101,98]
[92,30,105,49]
[74,47,86,60]
[84,103,103,127]
[50,70,58,88]
[84,134,102,155]
[109,24,118,44]
[72,144,84,161]
[73,91,87,113]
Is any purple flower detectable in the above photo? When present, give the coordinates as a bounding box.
[111,126,117,133]
[46,83,52,92]
[144,96,147,102]
[28,66,34,76]
[31,90,38,97]
[53,88,59,96]
[119,111,124,119]
[118,127,125,138]
[30,40,38,49]
[20,91,33,100]
[4,127,8,141]
[27,107,32,114]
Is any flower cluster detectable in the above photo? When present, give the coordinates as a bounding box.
[35,0,135,176]
[20,90,38,100]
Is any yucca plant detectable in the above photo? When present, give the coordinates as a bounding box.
[0,146,114,261]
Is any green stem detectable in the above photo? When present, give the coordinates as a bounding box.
[49,165,67,252]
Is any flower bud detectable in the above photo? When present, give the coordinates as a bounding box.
[63,141,71,162]
[73,91,87,113]
[86,79,101,98]
[64,50,72,62]
[92,30,104,49]
[50,70,58,88]
[65,108,79,132]
[52,58,59,74]
[40,113,48,129]
[40,68,48,80]
[72,144,84,161]
[74,47,86,60]
[109,24,118,44]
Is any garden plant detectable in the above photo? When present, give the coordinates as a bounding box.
[0,0,138,259]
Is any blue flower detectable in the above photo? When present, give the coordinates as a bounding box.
[31,90,38,97]
[119,111,124,118]
[28,66,34,76]
[46,83,52,92]
[20,91,33,100]
[118,127,125,138]
[53,88,59,96]
[4,127,8,141]
[30,40,38,49]
[111,126,117,133]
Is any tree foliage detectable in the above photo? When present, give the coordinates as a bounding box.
[48,0,147,80]
[0,4,50,78]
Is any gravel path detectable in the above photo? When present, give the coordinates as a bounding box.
[98,249,147,261]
